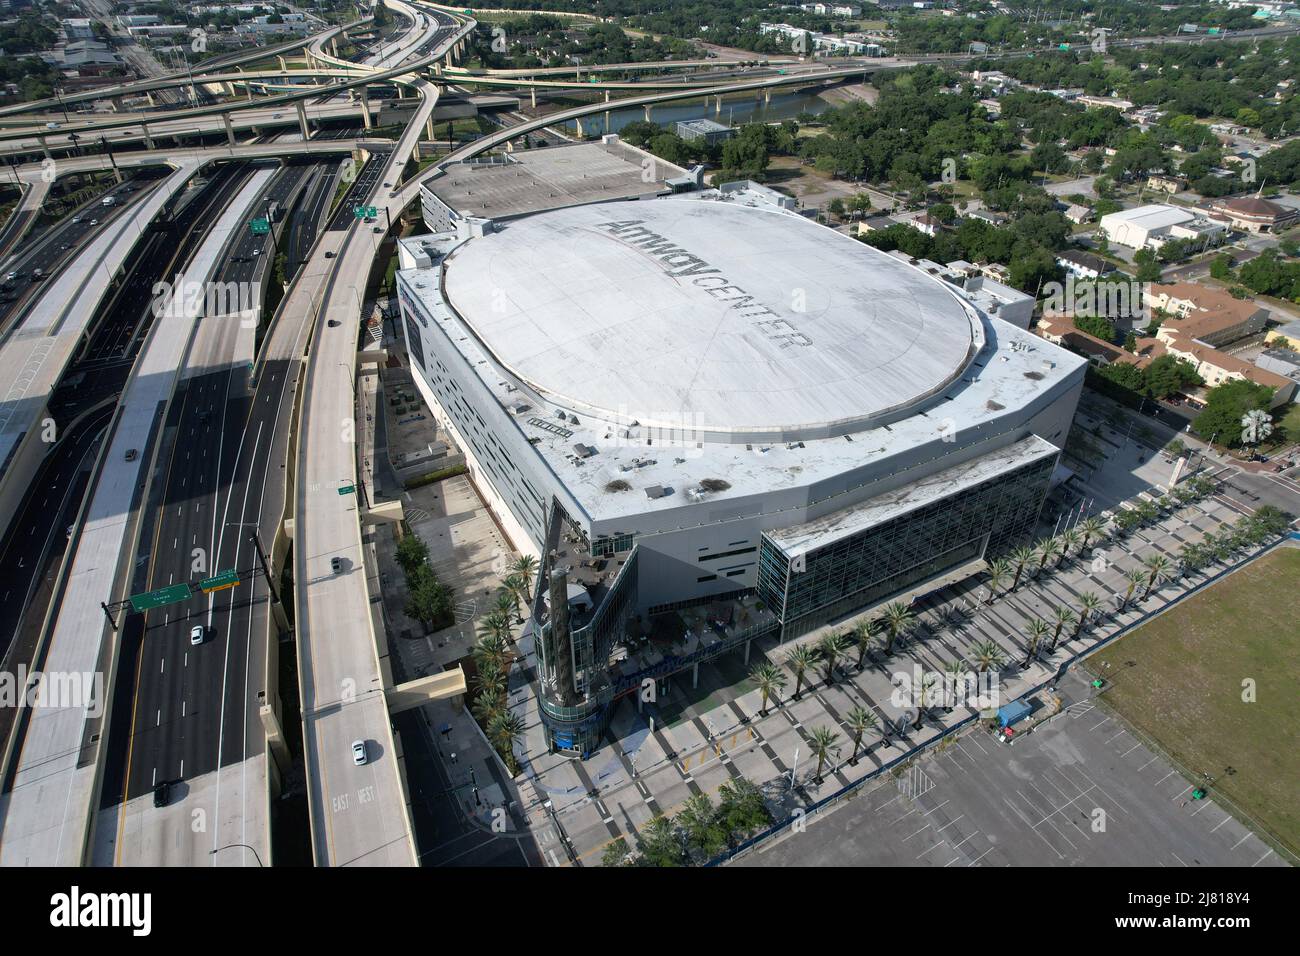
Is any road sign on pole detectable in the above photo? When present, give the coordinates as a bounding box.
[200,569,240,593]
[338,484,356,496]
[250,217,270,235]
[129,582,192,612]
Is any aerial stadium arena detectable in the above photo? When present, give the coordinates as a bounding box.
[395,160,1087,756]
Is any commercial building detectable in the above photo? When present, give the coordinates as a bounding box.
[395,166,1085,756]
[1099,203,1228,250]
[61,18,97,39]
[1205,195,1299,234]
[1056,249,1112,280]
[675,118,735,146]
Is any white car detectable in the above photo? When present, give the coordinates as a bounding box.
[190,625,205,645]
[352,740,368,765]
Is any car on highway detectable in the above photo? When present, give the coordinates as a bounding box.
[331,556,344,573]
[372,226,382,234]
[89,218,98,226]
[5,271,19,282]
[153,781,171,808]
[190,624,205,646]
[352,740,368,765]
[324,251,335,258]
[327,319,340,327]
[124,448,138,461]
[71,216,82,224]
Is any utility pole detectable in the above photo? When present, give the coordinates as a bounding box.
[249,531,281,605]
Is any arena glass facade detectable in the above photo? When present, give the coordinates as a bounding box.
[757,450,1057,641]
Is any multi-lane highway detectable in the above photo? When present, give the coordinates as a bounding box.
[105,157,342,846]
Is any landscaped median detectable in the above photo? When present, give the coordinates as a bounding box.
[1089,546,1300,861]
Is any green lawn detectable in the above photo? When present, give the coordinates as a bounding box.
[1090,547,1300,859]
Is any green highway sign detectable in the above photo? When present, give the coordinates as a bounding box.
[250,217,270,235]
[353,205,378,219]
[200,569,240,593]
[338,484,356,496]
[130,582,192,612]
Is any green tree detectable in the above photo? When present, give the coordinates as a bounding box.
[405,566,452,633]
[637,815,685,867]
[677,794,726,859]
[1048,606,1075,653]
[984,558,1012,602]
[487,710,526,775]
[1192,379,1274,447]
[845,705,879,764]
[602,837,631,867]
[749,662,787,716]
[1141,554,1173,601]
[1073,591,1103,640]
[395,532,429,576]
[716,777,771,846]
[972,639,1006,676]
[817,631,849,685]
[1023,618,1051,667]
[880,601,915,655]
[807,726,841,783]
[784,644,819,700]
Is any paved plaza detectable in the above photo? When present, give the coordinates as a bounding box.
[372,365,1298,867]
[736,671,1286,868]
[500,484,1268,865]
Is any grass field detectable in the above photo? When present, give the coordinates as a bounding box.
[1091,547,1300,859]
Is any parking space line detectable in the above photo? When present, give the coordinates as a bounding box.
[967,846,995,866]
[1252,848,1275,867]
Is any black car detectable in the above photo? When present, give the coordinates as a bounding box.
[153,781,171,808]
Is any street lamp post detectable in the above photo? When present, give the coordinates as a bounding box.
[209,843,265,866]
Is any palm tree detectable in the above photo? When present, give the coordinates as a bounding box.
[473,632,512,674]
[971,639,1006,676]
[943,658,968,710]
[845,705,879,764]
[1073,591,1102,640]
[1120,566,1146,609]
[785,644,819,700]
[1023,618,1051,667]
[1141,553,1173,601]
[1035,537,1061,575]
[984,558,1012,603]
[471,690,504,725]
[477,608,512,643]
[913,672,937,729]
[508,554,537,602]
[487,709,526,775]
[1057,528,1082,567]
[494,588,518,623]
[749,662,787,716]
[807,725,840,783]
[851,618,879,670]
[1078,515,1107,553]
[1048,606,1076,653]
[1010,544,1036,589]
[471,663,507,701]
[880,601,915,655]
[502,573,529,618]
[818,632,849,685]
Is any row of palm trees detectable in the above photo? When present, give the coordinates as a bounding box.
[467,554,540,777]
